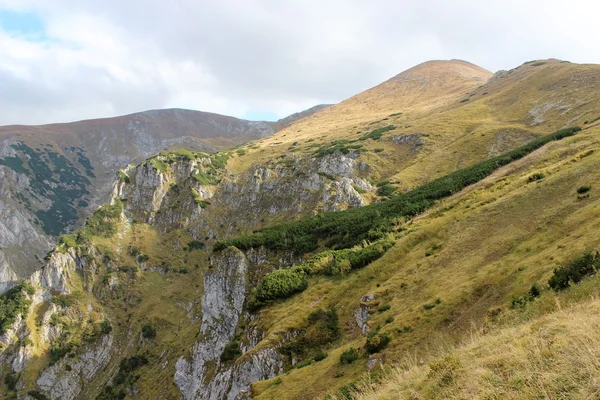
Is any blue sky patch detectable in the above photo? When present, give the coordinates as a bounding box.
[0,9,46,40]
[242,110,279,121]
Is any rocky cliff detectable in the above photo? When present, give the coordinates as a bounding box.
[0,106,329,293]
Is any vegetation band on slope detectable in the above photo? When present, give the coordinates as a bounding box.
[215,127,581,254]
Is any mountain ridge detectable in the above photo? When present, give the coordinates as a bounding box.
[0,104,329,290]
[2,58,600,400]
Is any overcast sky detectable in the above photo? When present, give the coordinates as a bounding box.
[0,0,598,125]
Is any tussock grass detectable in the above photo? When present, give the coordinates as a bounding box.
[328,297,600,399]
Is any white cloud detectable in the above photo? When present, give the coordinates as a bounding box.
[0,0,599,125]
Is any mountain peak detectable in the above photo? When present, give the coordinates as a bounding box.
[390,59,492,84]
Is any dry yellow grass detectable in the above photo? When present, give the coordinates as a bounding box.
[334,296,600,400]
[252,123,600,399]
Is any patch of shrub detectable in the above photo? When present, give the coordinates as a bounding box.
[84,200,123,238]
[279,307,340,359]
[531,61,547,66]
[377,304,391,313]
[58,234,78,249]
[0,284,31,335]
[52,293,77,308]
[423,298,441,310]
[49,342,74,365]
[549,252,600,291]
[187,240,205,251]
[304,307,340,346]
[27,391,50,400]
[118,170,130,184]
[374,148,385,153]
[376,183,397,197]
[365,332,391,354]
[511,284,542,308]
[589,116,600,125]
[314,351,328,361]
[577,185,591,194]
[528,172,545,182]
[4,372,18,390]
[340,348,360,364]
[141,324,156,339]
[256,268,308,302]
[220,339,242,362]
[313,140,357,157]
[359,125,396,141]
[214,127,581,255]
[193,170,220,186]
[100,320,113,334]
[106,354,149,391]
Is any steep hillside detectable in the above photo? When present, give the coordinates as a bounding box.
[0,106,325,290]
[2,59,600,400]
[231,59,600,189]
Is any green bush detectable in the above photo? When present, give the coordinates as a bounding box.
[100,320,112,334]
[376,184,397,197]
[365,332,391,354]
[305,307,340,345]
[549,252,600,291]
[49,342,74,365]
[0,285,31,335]
[58,234,78,249]
[215,127,581,256]
[528,172,545,182]
[511,285,541,308]
[4,372,18,390]
[141,324,156,339]
[187,240,205,251]
[313,140,357,157]
[340,348,360,364]
[256,268,308,302]
[220,339,242,362]
[378,304,391,313]
[359,125,396,141]
[577,185,592,194]
[27,391,50,400]
[279,307,340,359]
[84,200,123,238]
[312,240,394,276]
[51,294,77,308]
[118,171,130,184]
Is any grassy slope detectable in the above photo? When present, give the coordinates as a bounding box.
[230,59,600,190]
[334,292,600,400]
[250,124,600,399]
[9,59,600,399]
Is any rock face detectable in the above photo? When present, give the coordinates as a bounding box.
[0,105,329,291]
[36,334,114,400]
[175,247,283,400]
[355,294,375,336]
[0,146,371,399]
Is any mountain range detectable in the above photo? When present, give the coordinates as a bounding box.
[1,58,600,399]
[0,105,330,291]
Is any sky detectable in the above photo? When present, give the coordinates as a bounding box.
[0,0,599,125]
